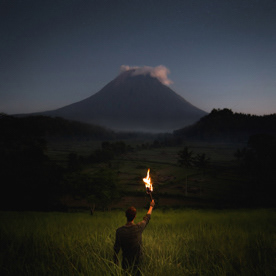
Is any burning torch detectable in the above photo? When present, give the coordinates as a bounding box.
[143,169,153,201]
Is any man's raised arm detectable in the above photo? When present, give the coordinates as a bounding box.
[147,199,155,215]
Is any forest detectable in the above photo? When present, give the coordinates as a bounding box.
[174,108,276,141]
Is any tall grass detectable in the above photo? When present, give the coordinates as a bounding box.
[0,209,275,275]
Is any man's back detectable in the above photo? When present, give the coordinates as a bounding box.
[113,201,155,273]
[114,214,150,265]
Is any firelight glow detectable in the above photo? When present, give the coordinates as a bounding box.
[143,169,153,192]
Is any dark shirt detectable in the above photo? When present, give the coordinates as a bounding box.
[114,214,151,267]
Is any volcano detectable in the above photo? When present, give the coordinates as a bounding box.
[40,69,207,132]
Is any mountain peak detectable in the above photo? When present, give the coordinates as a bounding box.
[119,65,173,86]
[38,66,207,133]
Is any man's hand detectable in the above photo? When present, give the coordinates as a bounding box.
[147,200,155,215]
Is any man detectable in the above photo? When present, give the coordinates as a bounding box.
[114,200,155,274]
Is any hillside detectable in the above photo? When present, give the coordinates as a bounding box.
[174,108,276,142]
[1,114,116,140]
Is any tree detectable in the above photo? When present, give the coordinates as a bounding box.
[234,148,247,161]
[177,147,194,167]
[234,134,276,206]
[0,115,62,211]
[64,169,120,211]
[193,153,210,171]
[67,152,81,172]
[87,169,120,211]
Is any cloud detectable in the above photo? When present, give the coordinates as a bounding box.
[120,65,173,85]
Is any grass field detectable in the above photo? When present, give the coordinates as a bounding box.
[1,209,275,275]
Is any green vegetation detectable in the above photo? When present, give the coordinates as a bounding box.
[1,113,276,211]
[0,209,275,275]
[1,113,275,275]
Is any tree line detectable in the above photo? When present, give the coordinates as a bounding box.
[174,108,276,142]
[0,114,134,211]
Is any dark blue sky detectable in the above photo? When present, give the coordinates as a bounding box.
[1,0,275,115]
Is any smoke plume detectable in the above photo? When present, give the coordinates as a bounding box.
[120,65,173,86]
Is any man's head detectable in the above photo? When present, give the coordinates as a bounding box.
[125,206,137,222]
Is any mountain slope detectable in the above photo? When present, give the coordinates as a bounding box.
[174,108,276,142]
[41,70,207,132]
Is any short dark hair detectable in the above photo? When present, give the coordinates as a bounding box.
[125,206,136,221]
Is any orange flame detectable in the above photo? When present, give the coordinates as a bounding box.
[143,169,153,192]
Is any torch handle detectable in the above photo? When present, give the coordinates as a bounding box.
[149,192,153,201]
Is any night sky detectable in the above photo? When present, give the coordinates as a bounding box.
[1,0,275,115]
